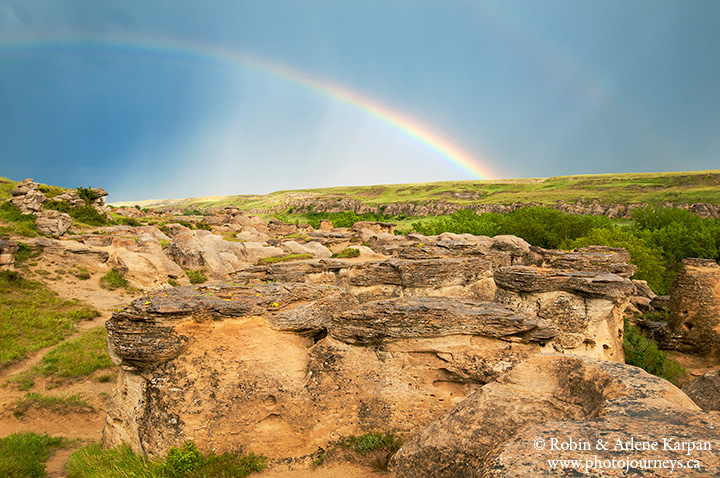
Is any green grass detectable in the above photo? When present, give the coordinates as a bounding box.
[255,254,313,265]
[0,202,41,238]
[12,392,94,418]
[111,170,720,212]
[0,432,64,478]
[99,268,128,290]
[185,269,208,284]
[624,318,688,387]
[0,270,100,366]
[8,327,114,389]
[66,441,267,478]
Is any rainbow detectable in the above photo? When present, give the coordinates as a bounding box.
[1,34,496,179]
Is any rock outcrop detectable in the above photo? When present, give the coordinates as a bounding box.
[683,370,720,411]
[389,354,720,477]
[35,209,73,236]
[10,178,46,214]
[669,259,720,357]
[0,240,18,269]
[103,284,559,458]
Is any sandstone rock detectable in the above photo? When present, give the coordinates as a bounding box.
[10,179,46,214]
[669,259,720,357]
[116,251,190,290]
[540,245,637,278]
[317,219,333,231]
[103,285,556,458]
[0,240,18,269]
[280,240,332,258]
[683,370,720,411]
[235,230,271,242]
[240,242,285,263]
[165,229,248,277]
[350,221,396,235]
[494,266,635,361]
[34,210,73,235]
[32,237,110,269]
[389,354,719,478]
[329,297,558,346]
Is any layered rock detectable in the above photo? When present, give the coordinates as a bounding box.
[683,370,720,411]
[103,284,559,458]
[35,209,73,236]
[0,240,18,269]
[494,266,635,361]
[10,178,46,214]
[669,259,720,357]
[389,354,720,477]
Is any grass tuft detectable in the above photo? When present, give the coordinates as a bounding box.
[185,269,208,284]
[99,268,128,290]
[66,441,266,478]
[256,254,313,265]
[13,392,94,418]
[0,432,64,478]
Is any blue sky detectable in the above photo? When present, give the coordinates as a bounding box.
[1,1,719,202]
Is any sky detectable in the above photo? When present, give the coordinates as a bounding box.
[1,1,719,202]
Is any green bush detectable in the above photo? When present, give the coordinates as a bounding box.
[166,441,203,477]
[0,432,63,478]
[624,319,688,387]
[44,200,109,227]
[185,269,207,284]
[331,247,361,259]
[100,268,128,290]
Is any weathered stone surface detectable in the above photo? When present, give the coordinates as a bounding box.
[683,370,720,411]
[116,251,190,290]
[330,297,558,345]
[389,354,719,478]
[669,259,720,357]
[103,284,553,458]
[280,240,332,258]
[235,256,496,301]
[35,209,73,235]
[539,245,637,278]
[494,266,635,361]
[0,240,18,269]
[9,178,46,214]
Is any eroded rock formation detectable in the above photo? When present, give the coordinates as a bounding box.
[389,354,720,477]
[669,258,720,357]
[103,283,559,458]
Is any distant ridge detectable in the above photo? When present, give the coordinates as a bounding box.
[110,170,720,214]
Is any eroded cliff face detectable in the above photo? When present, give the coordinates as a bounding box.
[102,238,638,460]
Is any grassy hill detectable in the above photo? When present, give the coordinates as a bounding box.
[110,170,720,211]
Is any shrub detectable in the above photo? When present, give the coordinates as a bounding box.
[100,268,128,290]
[44,200,109,227]
[165,441,203,477]
[332,247,361,259]
[0,432,63,478]
[185,269,207,284]
[624,319,688,387]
